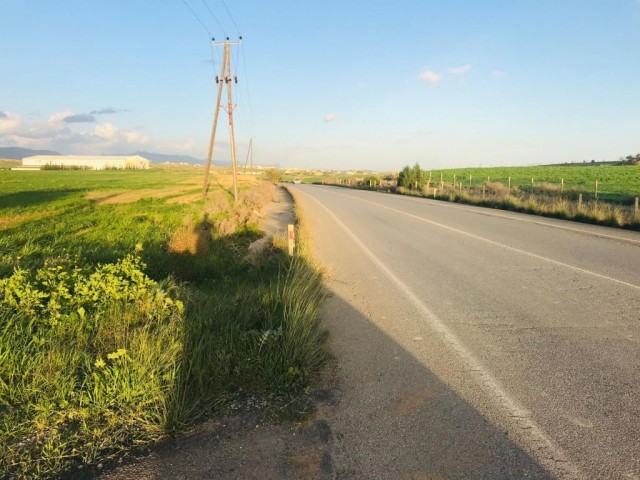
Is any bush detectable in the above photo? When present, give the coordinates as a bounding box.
[0,248,184,479]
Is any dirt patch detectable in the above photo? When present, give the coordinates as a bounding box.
[165,193,203,204]
[168,220,211,255]
[88,186,197,205]
[0,210,57,229]
[98,357,342,480]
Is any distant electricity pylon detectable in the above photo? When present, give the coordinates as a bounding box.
[202,36,242,202]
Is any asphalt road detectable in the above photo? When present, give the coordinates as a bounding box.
[291,184,640,480]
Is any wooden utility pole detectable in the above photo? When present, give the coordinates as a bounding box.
[202,50,227,199]
[244,137,253,173]
[202,37,242,202]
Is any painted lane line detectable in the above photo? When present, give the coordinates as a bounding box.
[328,188,640,291]
[296,187,581,479]
[324,185,640,246]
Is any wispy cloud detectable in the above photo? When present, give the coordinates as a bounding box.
[491,70,506,77]
[90,108,129,115]
[447,65,472,75]
[63,113,96,123]
[0,111,7,119]
[419,69,442,84]
[0,109,151,154]
[324,113,339,123]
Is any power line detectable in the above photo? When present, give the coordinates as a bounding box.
[240,43,254,131]
[201,0,227,36]
[219,0,241,35]
[179,0,211,36]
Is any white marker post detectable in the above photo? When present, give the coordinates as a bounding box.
[288,224,295,256]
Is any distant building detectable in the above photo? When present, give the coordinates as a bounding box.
[16,155,150,171]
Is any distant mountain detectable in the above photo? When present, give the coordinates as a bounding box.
[0,147,61,159]
[132,151,229,166]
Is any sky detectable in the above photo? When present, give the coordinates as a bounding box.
[1,0,639,170]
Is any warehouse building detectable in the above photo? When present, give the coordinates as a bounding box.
[17,155,150,170]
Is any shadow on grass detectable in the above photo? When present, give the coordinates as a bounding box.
[0,189,83,209]
[96,283,551,480]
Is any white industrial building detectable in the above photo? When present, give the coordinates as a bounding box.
[17,155,150,171]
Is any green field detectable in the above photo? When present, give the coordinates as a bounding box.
[0,167,325,478]
[426,165,640,203]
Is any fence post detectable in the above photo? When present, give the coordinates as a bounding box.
[434,188,437,199]
[531,177,534,190]
[508,177,511,189]
[635,197,639,216]
[578,193,583,209]
[561,179,564,193]
[595,180,599,200]
[482,184,486,199]
[469,174,472,188]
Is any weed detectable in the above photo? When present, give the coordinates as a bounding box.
[0,167,326,478]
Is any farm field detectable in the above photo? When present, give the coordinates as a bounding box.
[0,159,19,169]
[0,166,325,479]
[426,165,640,203]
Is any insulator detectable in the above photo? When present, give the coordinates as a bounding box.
[239,36,243,40]
[234,76,238,84]
[226,37,229,41]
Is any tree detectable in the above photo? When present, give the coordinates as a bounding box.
[397,163,426,189]
[264,168,282,184]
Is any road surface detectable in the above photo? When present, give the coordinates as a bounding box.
[291,184,640,479]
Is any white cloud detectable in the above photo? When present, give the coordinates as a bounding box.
[491,70,506,77]
[324,113,339,123]
[0,112,21,133]
[447,65,472,76]
[0,110,150,153]
[419,69,442,84]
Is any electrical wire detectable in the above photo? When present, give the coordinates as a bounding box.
[201,0,227,37]
[219,0,241,36]
[179,0,211,36]
[240,43,255,132]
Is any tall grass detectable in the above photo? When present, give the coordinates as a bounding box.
[0,171,327,478]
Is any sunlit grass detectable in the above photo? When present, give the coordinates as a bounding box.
[0,168,326,478]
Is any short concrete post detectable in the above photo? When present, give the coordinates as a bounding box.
[595,180,599,200]
[434,188,437,199]
[578,193,583,209]
[561,179,564,193]
[482,184,486,199]
[508,177,511,189]
[635,197,639,216]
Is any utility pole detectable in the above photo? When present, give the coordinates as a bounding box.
[244,137,253,174]
[201,37,242,202]
[202,50,226,199]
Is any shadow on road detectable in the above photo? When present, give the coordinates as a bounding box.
[99,285,550,480]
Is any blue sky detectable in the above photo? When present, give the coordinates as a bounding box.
[1,0,639,170]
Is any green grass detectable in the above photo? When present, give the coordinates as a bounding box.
[425,165,640,203]
[0,167,327,478]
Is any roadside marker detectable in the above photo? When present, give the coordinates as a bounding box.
[288,224,295,256]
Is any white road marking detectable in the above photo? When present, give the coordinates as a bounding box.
[329,188,640,291]
[297,187,582,479]
[325,185,640,246]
